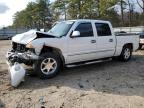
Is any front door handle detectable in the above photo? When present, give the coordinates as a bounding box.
[109,39,113,42]
[91,40,96,43]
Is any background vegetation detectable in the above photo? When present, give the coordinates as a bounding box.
[12,0,144,29]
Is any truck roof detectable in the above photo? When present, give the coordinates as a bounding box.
[66,19,110,23]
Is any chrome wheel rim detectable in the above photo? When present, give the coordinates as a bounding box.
[41,58,57,75]
[124,48,130,59]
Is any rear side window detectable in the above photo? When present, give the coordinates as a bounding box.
[75,23,94,37]
[140,33,144,38]
[95,23,112,36]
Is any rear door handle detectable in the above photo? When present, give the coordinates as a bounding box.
[109,39,113,42]
[91,40,96,43]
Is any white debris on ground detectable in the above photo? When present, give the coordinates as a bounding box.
[9,62,25,87]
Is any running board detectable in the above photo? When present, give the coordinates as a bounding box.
[66,58,112,68]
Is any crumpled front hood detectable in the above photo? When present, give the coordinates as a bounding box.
[12,30,56,45]
[12,30,37,44]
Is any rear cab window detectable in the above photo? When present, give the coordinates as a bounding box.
[95,23,112,36]
[75,22,94,37]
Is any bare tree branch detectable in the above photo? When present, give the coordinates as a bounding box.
[137,0,144,9]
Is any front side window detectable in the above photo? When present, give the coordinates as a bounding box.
[95,23,112,36]
[75,23,94,37]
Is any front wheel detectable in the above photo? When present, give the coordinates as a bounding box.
[34,52,61,79]
[119,45,132,62]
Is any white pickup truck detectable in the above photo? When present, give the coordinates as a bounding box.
[6,19,139,79]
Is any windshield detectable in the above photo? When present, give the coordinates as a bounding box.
[48,21,74,37]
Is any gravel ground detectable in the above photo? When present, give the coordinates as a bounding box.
[0,40,144,108]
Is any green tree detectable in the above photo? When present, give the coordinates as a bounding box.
[13,0,52,29]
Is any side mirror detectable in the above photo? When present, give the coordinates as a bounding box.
[71,31,80,38]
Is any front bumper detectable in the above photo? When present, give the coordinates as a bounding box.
[6,50,39,65]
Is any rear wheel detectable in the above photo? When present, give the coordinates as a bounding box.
[119,45,132,62]
[34,52,61,79]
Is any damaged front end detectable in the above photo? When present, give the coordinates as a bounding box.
[6,42,39,66]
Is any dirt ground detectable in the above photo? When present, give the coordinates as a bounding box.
[1,40,144,108]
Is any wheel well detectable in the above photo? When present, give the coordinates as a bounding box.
[123,43,133,50]
[40,46,65,66]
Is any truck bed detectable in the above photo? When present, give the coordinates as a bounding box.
[114,33,139,56]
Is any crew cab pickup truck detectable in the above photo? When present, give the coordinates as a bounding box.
[6,19,139,79]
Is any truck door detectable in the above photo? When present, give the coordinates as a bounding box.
[67,22,97,63]
[94,22,116,58]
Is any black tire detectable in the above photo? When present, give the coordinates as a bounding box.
[34,52,61,79]
[119,45,132,62]
[139,45,142,50]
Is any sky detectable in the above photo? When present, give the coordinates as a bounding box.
[0,0,55,28]
[0,0,34,28]
[0,0,143,28]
